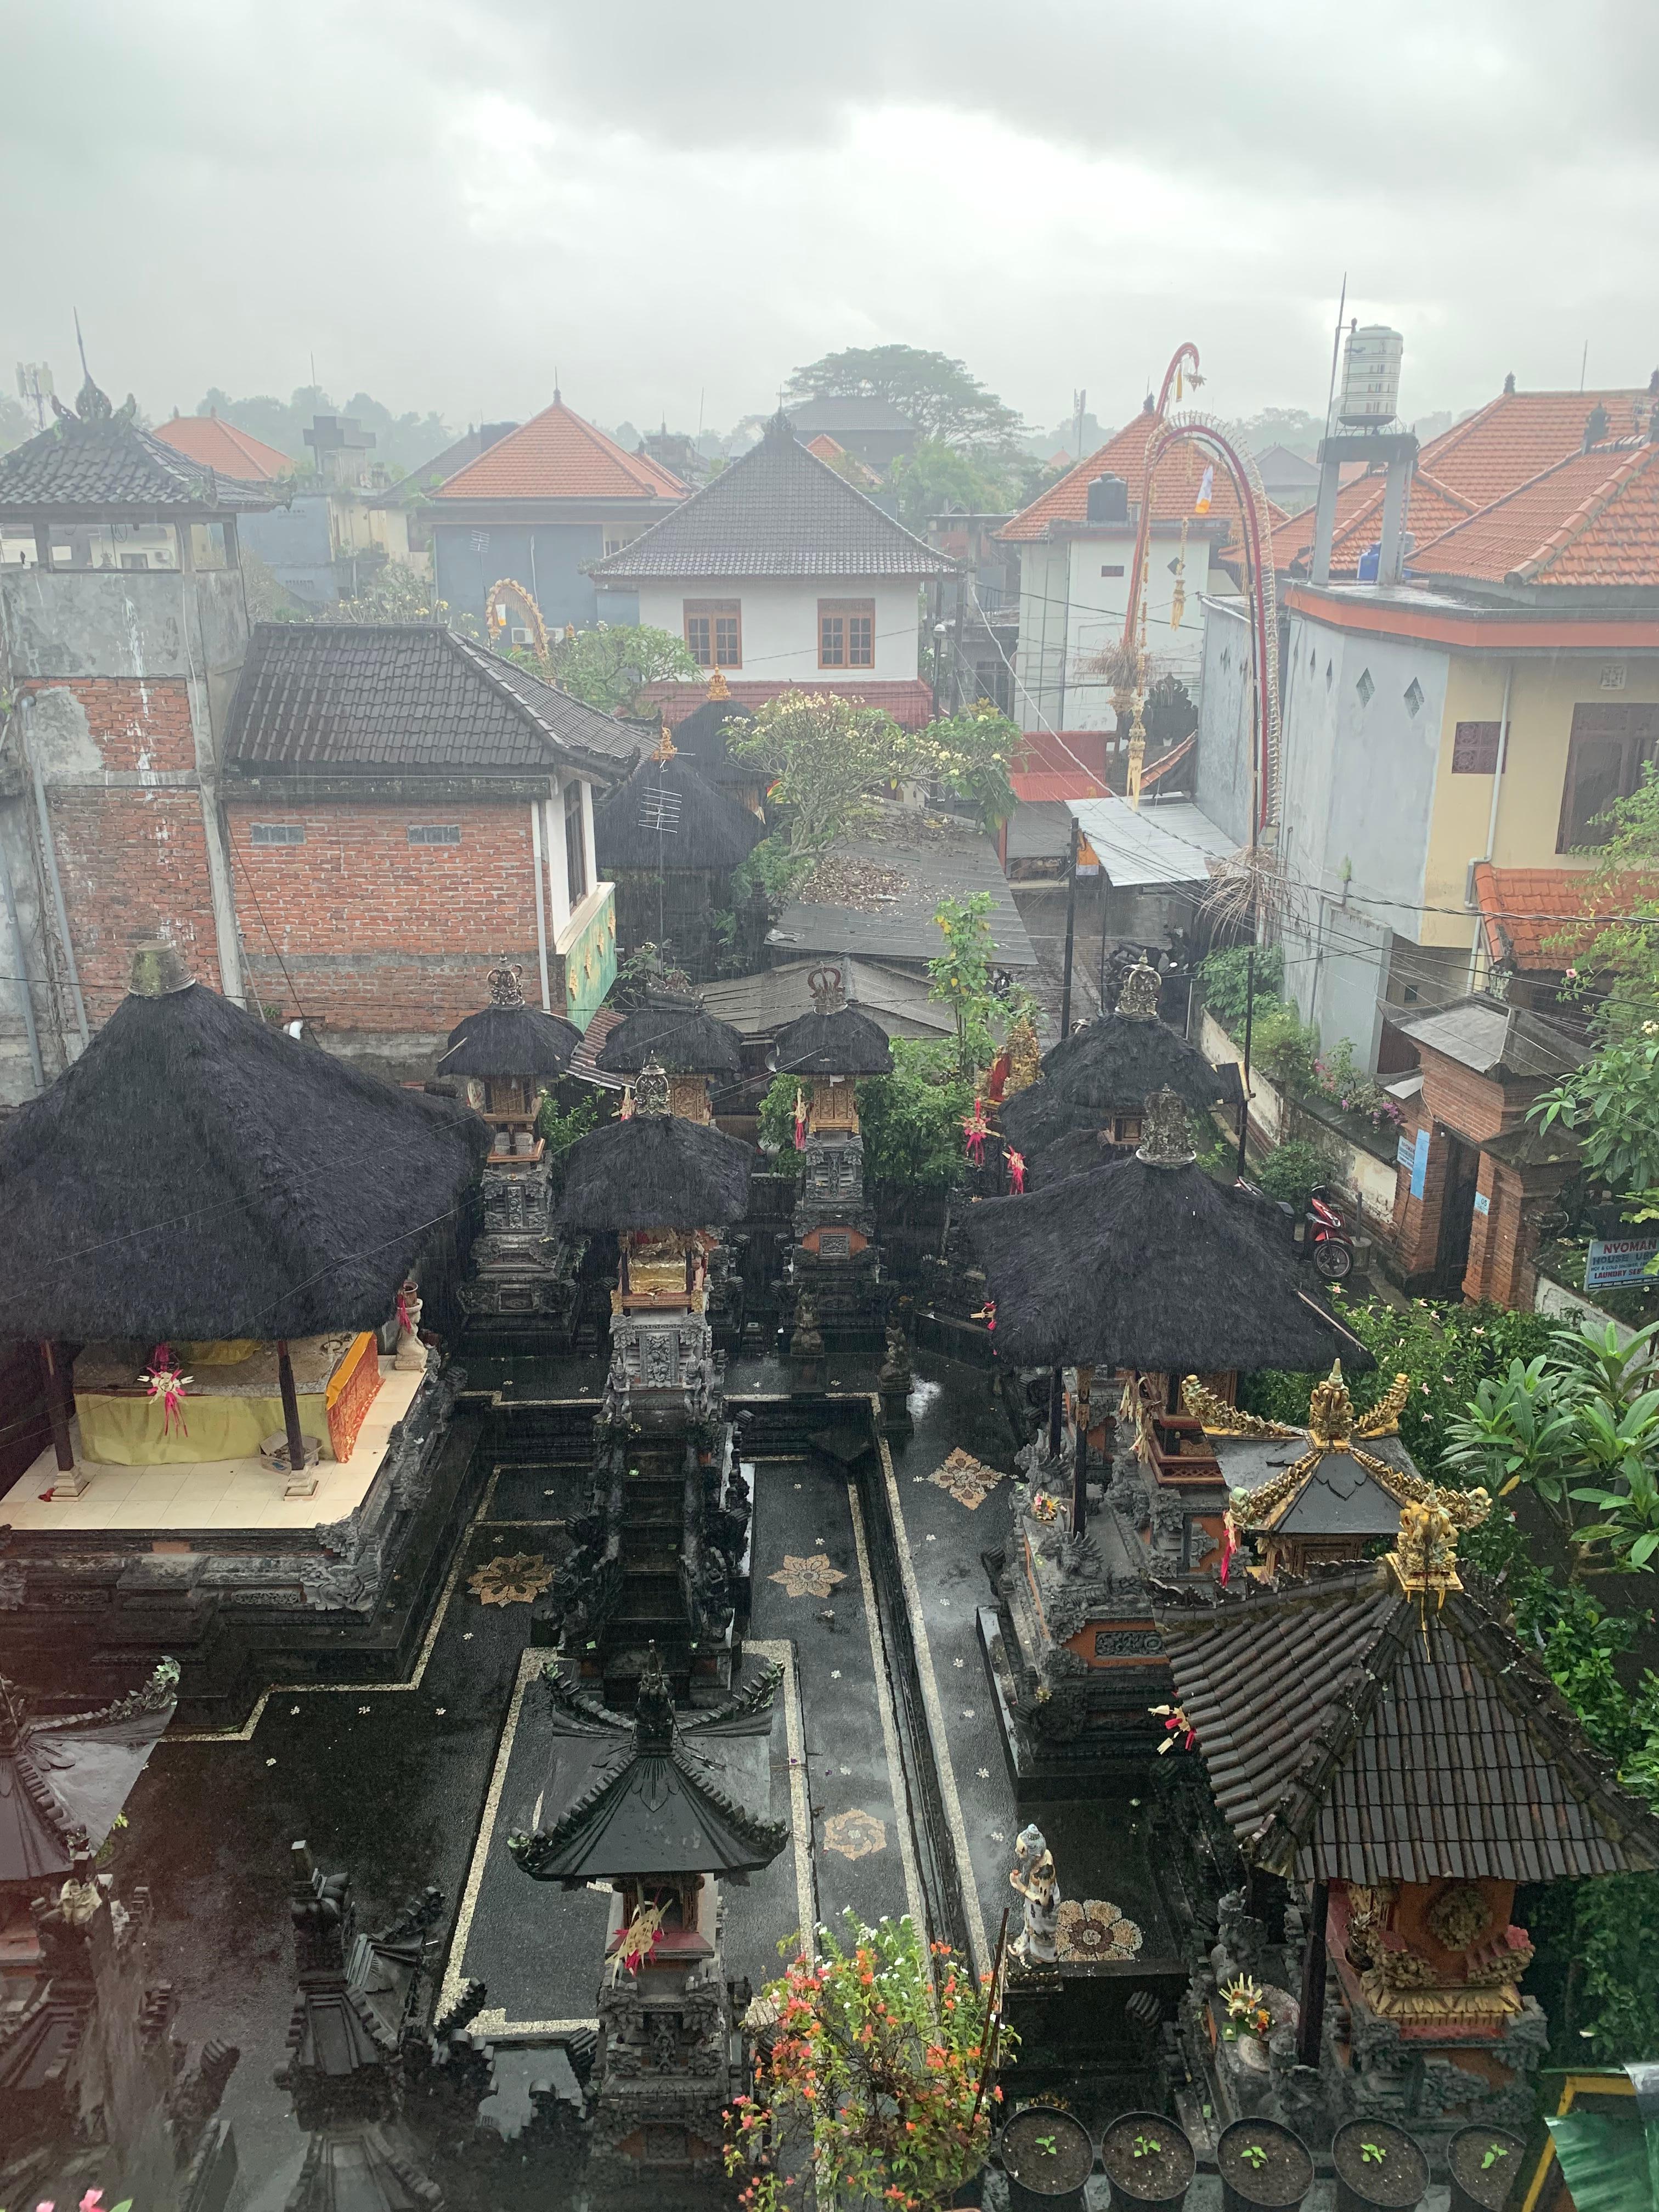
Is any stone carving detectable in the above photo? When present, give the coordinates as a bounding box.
[394,1279,428,1373]
[1426,1881,1492,1953]
[1009,1823,1061,1964]
[300,1508,386,1614]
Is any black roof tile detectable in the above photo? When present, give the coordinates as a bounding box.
[0,379,279,515]
[224,623,641,777]
[590,410,957,581]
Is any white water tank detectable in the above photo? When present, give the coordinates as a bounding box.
[1339,325,1404,426]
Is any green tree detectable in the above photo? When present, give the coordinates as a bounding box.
[885,438,1015,527]
[273,560,478,633]
[856,1040,976,1195]
[725,1913,1008,2212]
[1533,1025,1659,1198]
[786,345,1025,456]
[928,894,997,1077]
[726,690,914,853]
[915,701,1021,834]
[537,622,698,716]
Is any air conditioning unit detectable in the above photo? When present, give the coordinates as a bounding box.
[511,627,532,645]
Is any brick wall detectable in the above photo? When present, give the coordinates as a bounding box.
[24,677,223,1024]
[226,798,540,1034]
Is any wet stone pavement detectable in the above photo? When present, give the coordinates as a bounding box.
[111,1349,1181,2208]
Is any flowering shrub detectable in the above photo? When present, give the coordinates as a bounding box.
[1311,1039,1404,1131]
[725,1912,1012,2212]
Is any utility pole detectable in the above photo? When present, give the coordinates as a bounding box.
[1059,814,1080,1040]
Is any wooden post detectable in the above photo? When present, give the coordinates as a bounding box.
[1296,1880,1329,2069]
[1071,1363,1092,1538]
[1235,940,1256,1179]
[275,1339,309,1476]
[1046,1365,1064,1460]
[1058,816,1080,1040]
[40,1340,77,1474]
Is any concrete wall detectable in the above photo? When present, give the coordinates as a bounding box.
[1194,595,1256,845]
[1014,527,1238,732]
[433,521,608,633]
[1200,1008,1400,1229]
[630,576,921,683]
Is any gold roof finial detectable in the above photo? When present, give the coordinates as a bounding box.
[706,667,730,701]
[652,723,678,763]
[1387,1498,1464,1616]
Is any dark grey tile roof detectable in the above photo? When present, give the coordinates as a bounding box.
[767,826,1036,967]
[590,410,957,580]
[699,957,953,1042]
[1391,994,1586,1082]
[1156,1569,1659,1884]
[224,623,641,777]
[0,380,279,514]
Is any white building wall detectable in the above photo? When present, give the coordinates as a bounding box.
[630,577,920,683]
[1013,526,1239,732]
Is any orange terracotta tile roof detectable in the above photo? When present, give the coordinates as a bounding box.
[1411,439,1659,587]
[805,431,878,486]
[1273,386,1656,576]
[1000,410,1282,551]
[152,413,292,480]
[435,397,688,501]
[1470,862,1609,971]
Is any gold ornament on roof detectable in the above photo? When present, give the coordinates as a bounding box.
[706,667,731,701]
[1003,1017,1041,1096]
[1116,960,1161,1021]
[1136,1088,1196,1167]
[1387,1497,1464,1609]
[633,1054,671,1118]
[1182,1363,1488,1535]
[651,723,678,762]
[487,954,527,1009]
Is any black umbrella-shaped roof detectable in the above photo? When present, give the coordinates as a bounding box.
[771,1002,893,1077]
[437,1004,582,1080]
[557,1110,753,1229]
[596,992,744,1077]
[0,949,489,1341]
[1000,993,1233,1156]
[964,1096,1369,1374]
[509,1650,788,1883]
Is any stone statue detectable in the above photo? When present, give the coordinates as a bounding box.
[393,1278,428,1373]
[1008,1822,1061,1964]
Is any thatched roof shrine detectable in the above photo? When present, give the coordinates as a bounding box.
[770,975,893,1078]
[556,1078,753,1229]
[0,945,489,1341]
[964,1090,1367,1373]
[596,992,744,1077]
[436,956,581,1079]
[508,1650,788,1884]
[1155,1563,1659,1884]
[594,749,764,875]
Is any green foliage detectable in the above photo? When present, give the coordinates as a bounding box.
[726,691,914,853]
[273,559,477,633]
[915,699,1021,832]
[1533,1026,1659,1199]
[1199,944,1284,1030]
[724,1912,1007,2212]
[730,832,814,913]
[1252,1139,1337,1216]
[1251,1003,1321,1092]
[856,1040,975,1194]
[1312,1038,1405,1132]
[534,1089,601,1156]
[757,1069,806,1173]
[928,894,998,1076]
[531,622,698,716]
[785,343,1025,455]
[887,438,1017,527]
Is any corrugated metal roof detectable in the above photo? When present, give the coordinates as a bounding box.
[767,830,1036,967]
[700,957,953,1041]
[1391,994,1586,1082]
[1065,796,1236,888]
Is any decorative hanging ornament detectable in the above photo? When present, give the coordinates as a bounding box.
[793,1085,808,1152]
[142,1343,193,1437]
[1219,1506,1239,1585]
[1150,1701,1197,1754]
[1006,1146,1027,1194]
[1170,516,1189,631]
[1194,464,1214,516]
[962,1095,990,1166]
[619,1084,636,1121]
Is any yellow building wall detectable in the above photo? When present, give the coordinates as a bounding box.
[1419,653,1659,949]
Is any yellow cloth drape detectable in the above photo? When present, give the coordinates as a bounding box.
[77,1390,331,1466]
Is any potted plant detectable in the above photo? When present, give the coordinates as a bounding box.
[1100,2111,1197,2210]
[1331,2118,1430,2212]
[1216,2117,1316,2212]
[1000,2105,1094,2209]
[1447,2125,1524,2212]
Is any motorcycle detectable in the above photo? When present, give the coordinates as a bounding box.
[1306,1183,1355,1282]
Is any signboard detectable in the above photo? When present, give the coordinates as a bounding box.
[1585,1237,1659,1291]
[1472,1191,1490,1216]
[1397,1134,1415,1168]
[1409,1128,1430,1202]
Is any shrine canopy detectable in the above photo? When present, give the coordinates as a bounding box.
[770,992,894,1078]
[0,1659,178,1890]
[596,991,744,1079]
[593,748,765,875]
[556,1067,753,1229]
[436,956,580,1080]
[965,1090,1368,1374]
[509,1650,788,1886]
[0,943,489,1342]
[1001,960,1237,1161]
[1155,1565,1659,1886]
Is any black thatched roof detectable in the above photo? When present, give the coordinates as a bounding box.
[557,1112,753,1228]
[596,993,744,1076]
[1,1659,178,1887]
[963,1153,1369,1373]
[1155,1567,1659,1883]
[999,1013,1235,1156]
[509,1652,788,1883]
[594,751,764,875]
[670,697,761,787]
[771,1003,893,1077]
[0,966,489,1341]
[1025,1123,1120,1187]
[437,1002,582,1079]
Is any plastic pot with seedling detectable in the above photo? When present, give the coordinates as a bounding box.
[1333,2117,1428,2211]
[1447,2126,1523,2212]
[1102,2111,1195,2210]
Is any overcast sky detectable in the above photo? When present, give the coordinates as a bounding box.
[5,1,1655,442]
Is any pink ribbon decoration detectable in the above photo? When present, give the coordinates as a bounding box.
[1219,1507,1239,1585]
[142,1344,191,1437]
[1006,1146,1026,1194]
[962,1096,989,1166]
[793,1085,807,1152]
